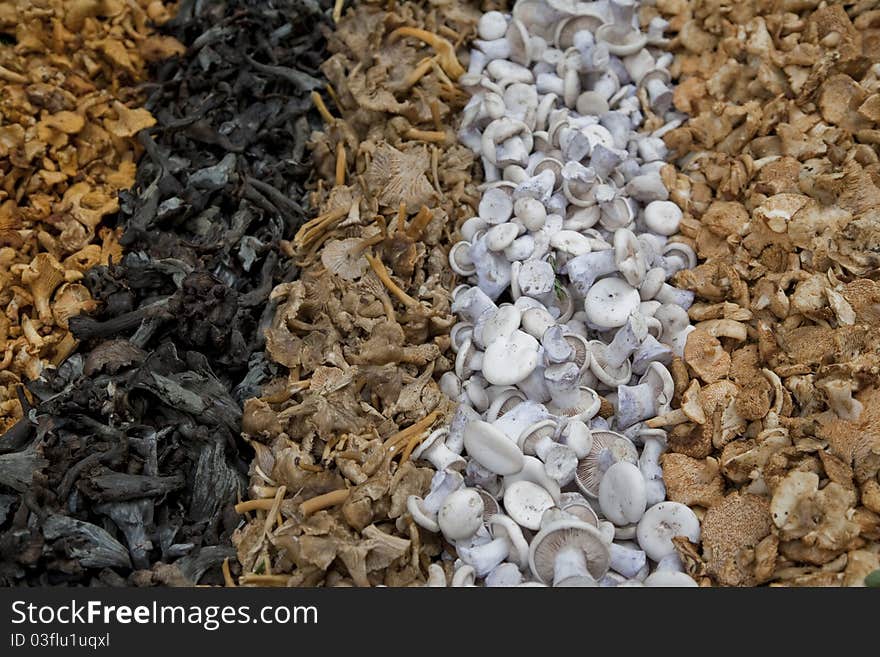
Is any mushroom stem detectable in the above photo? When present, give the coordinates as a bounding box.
[404,128,447,143]
[388,27,465,79]
[402,57,435,90]
[458,537,510,577]
[382,410,441,450]
[332,0,344,22]
[222,558,236,587]
[553,545,591,586]
[310,90,335,124]
[426,563,447,587]
[294,205,349,249]
[234,498,278,514]
[365,254,421,309]
[406,205,434,240]
[238,574,291,586]
[335,142,346,186]
[644,408,689,428]
[400,430,430,463]
[299,489,350,516]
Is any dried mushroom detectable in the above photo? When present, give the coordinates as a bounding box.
[233,0,484,587]
[653,0,880,585]
[0,0,176,433]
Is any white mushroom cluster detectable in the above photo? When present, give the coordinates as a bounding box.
[410,0,702,587]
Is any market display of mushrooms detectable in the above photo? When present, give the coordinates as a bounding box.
[404,0,704,587]
[3,0,880,590]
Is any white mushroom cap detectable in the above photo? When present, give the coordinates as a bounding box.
[478,10,508,41]
[584,276,641,328]
[598,461,647,526]
[562,419,593,458]
[426,563,447,587]
[636,501,701,562]
[463,419,524,476]
[503,480,555,530]
[521,306,556,338]
[482,329,540,386]
[514,196,547,231]
[486,223,520,251]
[479,187,514,224]
[643,571,698,587]
[643,200,682,236]
[438,488,485,542]
[529,517,610,584]
[485,562,523,587]
[479,305,522,347]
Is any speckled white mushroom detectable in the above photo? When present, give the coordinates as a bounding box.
[636,501,701,562]
[584,277,641,329]
[482,329,540,386]
[438,488,485,543]
[504,480,556,530]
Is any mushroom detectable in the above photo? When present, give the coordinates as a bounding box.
[598,461,647,526]
[504,480,556,530]
[638,428,667,507]
[643,571,697,587]
[407,470,465,532]
[529,517,610,586]
[425,564,447,587]
[561,419,594,459]
[457,514,529,575]
[643,200,682,236]
[584,277,641,329]
[517,419,577,484]
[438,488,485,542]
[463,420,525,476]
[482,329,540,386]
[636,501,701,562]
[503,455,562,503]
[411,428,467,472]
[575,430,639,498]
[485,562,524,587]
[609,541,648,578]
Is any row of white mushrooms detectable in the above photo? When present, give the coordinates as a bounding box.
[408,0,702,586]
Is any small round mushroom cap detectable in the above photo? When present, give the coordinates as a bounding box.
[598,461,647,526]
[480,187,514,225]
[514,197,547,231]
[486,223,520,252]
[562,419,593,458]
[482,329,540,386]
[485,387,526,422]
[643,200,683,236]
[576,430,639,498]
[584,277,641,328]
[489,514,529,569]
[517,419,558,454]
[560,497,600,527]
[529,518,611,584]
[521,306,556,338]
[480,305,522,347]
[463,420,524,476]
[636,501,701,562]
[438,488,485,542]
[478,11,508,40]
[643,571,698,587]
[504,480,555,530]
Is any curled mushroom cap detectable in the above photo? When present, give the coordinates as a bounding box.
[636,501,701,562]
[529,517,611,586]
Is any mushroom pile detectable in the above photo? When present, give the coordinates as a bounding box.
[233,0,487,587]
[409,0,701,587]
[0,0,181,433]
[651,0,880,586]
